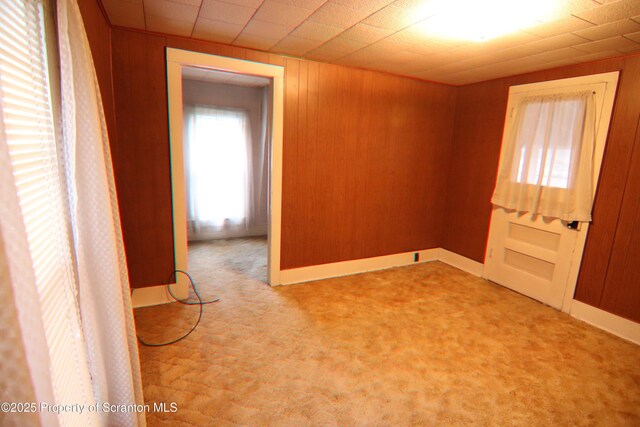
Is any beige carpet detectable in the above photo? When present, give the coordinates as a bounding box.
[134,237,640,426]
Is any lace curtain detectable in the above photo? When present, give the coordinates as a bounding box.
[491,91,597,221]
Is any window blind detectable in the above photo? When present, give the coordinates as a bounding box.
[0,0,96,424]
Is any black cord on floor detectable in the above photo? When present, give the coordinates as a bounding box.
[136,270,219,347]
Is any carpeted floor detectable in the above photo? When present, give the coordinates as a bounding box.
[134,237,640,426]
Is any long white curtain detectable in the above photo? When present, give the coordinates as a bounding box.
[57,0,145,425]
[491,91,597,221]
[185,104,267,240]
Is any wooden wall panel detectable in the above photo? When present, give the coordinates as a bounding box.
[442,79,509,262]
[574,56,640,308]
[111,30,175,287]
[598,114,640,322]
[110,28,457,285]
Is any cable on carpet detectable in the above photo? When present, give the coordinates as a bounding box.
[136,270,219,347]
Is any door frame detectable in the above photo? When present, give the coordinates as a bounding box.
[484,71,619,313]
[166,48,284,286]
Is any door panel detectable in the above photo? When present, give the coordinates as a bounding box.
[484,72,619,311]
[486,209,577,308]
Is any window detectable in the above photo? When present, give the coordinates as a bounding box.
[186,106,250,226]
[490,73,619,222]
[514,95,589,189]
[0,0,95,422]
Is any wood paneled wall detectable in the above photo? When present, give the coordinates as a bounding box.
[109,28,456,287]
[443,55,640,322]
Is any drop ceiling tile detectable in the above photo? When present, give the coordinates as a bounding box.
[101,0,145,29]
[274,0,328,8]
[271,35,324,55]
[252,1,315,26]
[443,54,503,70]
[199,0,257,25]
[525,15,595,38]
[389,0,440,19]
[233,33,281,50]
[220,0,263,6]
[339,23,393,43]
[332,56,376,68]
[241,19,293,39]
[161,0,201,5]
[384,25,431,46]
[366,61,421,75]
[307,2,370,29]
[625,30,640,42]
[488,44,547,62]
[478,30,541,51]
[573,34,640,52]
[573,18,640,40]
[573,0,640,25]
[404,42,454,56]
[290,21,344,41]
[341,47,378,63]
[310,37,369,56]
[144,0,199,21]
[145,14,194,36]
[572,48,624,61]
[420,50,463,66]
[328,0,395,15]
[192,17,245,43]
[525,33,591,51]
[526,46,584,63]
[362,5,422,31]
[561,0,604,15]
[617,41,640,52]
[368,38,415,52]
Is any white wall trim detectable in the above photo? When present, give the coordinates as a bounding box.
[438,248,484,277]
[570,300,640,345]
[131,282,189,308]
[279,249,440,285]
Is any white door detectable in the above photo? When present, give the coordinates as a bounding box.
[484,72,619,311]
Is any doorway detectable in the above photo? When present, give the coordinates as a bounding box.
[484,72,619,312]
[166,49,284,289]
[182,67,270,283]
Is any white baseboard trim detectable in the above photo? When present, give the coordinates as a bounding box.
[131,282,189,308]
[570,300,640,345]
[278,248,440,285]
[438,248,485,277]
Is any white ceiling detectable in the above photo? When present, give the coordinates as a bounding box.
[101,0,640,85]
[182,65,272,86]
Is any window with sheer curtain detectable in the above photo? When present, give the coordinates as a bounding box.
[185,105,256,239]
[491,91,597,222]
[0,1,96,424]
[1,0,143,425]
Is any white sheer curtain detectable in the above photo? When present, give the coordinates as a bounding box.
[185,104,267,240]
[0,0,144,425]
[57,0,145,425]
[491,91,597,221]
